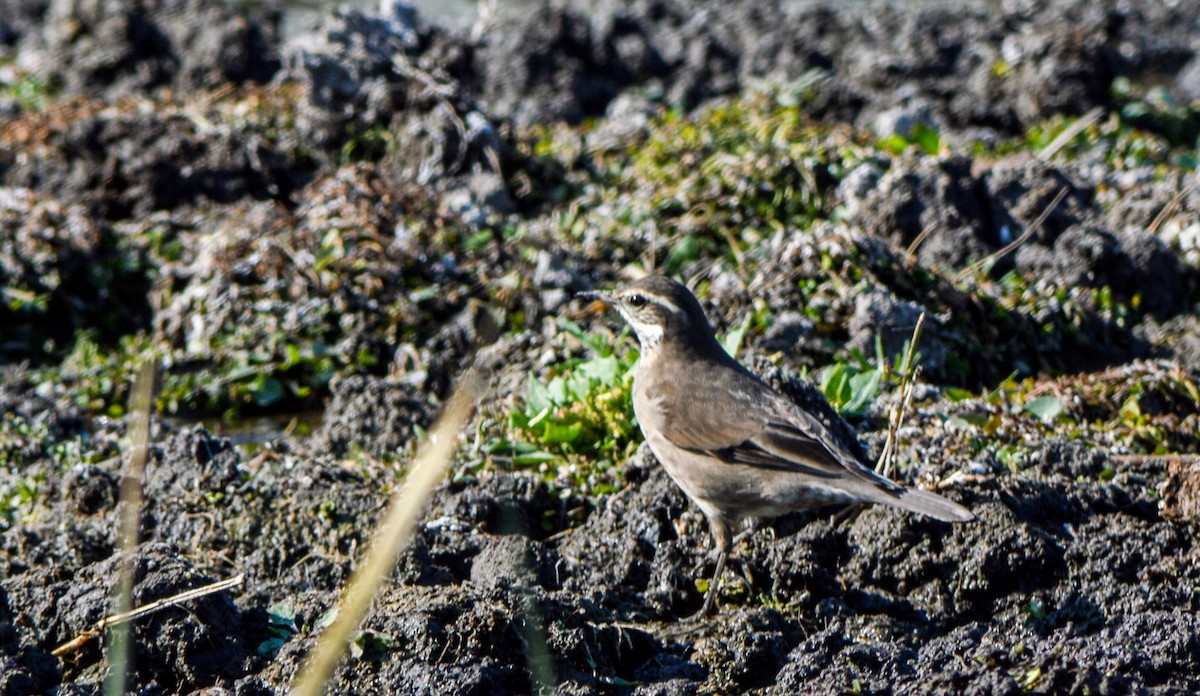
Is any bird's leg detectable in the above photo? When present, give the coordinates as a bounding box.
[688,517,732,621]
[694,548,727,618]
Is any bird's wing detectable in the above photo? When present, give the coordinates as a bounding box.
[656,367,900,489]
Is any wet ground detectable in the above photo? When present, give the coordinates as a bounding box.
[1,0,1199,693]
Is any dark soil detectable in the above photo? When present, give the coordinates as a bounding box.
[1,0,1198,693]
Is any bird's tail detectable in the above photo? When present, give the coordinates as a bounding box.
[890,486,975,522]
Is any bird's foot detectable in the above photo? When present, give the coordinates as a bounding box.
[685,549,728,621]
[684,590,718,623]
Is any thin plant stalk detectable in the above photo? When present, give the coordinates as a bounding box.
[876,313,925,478]
[55,574,244,657]
[961,187,1068,279]
[291,372,481,696]
[104,358,158,696]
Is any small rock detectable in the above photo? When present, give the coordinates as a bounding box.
[533,250,583,290]
[870,101,941,141]
[1159,458,1200,521]
[758,311,814,354]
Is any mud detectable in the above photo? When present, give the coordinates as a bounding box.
[1,0,1198,693]
[6,374,1197,692]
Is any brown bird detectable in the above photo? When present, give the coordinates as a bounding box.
[579,275,974,617]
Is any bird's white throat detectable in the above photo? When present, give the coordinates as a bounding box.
[618,310,663,350]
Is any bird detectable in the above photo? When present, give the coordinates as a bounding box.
[578,274,974,617]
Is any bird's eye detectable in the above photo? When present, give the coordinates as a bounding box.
[627,293,647,308]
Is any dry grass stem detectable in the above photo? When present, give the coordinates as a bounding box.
[53,573,245,657]
[875,312,925,479]
[963,187,1069,278]
[905,220,939,257]
[291,371,482,696]
[1113,453,1200,463]
[1038,106,1105,160]
[1148,180,1195,234]
[103,358,158,696]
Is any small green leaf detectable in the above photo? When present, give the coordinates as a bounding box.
[465,229,493,252]
[1024,395,1063,422]
[315,607,338,629]
[526,375,553,414]
[256,636,288,656]
[1119,394,1142,420]
[512,451,561,466]
[539,420,582,445]
[819,364,853,410]
[251,377,285,407]
[842,369,883,416]
[267,603,297,628]
[957,411,990,426]
[943,388,974,403]
[578,356,621,386]
[910,123,942,155]
[367,631,397,651]
[546,377,568,404]
[284,343,303,369]
[878,134,909,155]
[722,315,752,359]
[566,373,592,402]
[509,410,532,430]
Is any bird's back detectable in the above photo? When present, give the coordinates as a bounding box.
[636,346,974,522]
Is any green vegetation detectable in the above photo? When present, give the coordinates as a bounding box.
[0,408,114,527]
[1013,77,1200,170]
[0,69,54,112]
[560,91,871,274]
[34,328,347,420]
[341,124,399,163]
[4,77,1195,493]
[878,122,944,157]
[484,320,640,498]
[256,604,299,657]
[938,360,1200,463]
[816,342,889,419]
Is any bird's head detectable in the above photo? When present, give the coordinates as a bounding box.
[578,275,718,353]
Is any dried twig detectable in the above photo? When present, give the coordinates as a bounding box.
[905,220,939,258]
[1038,106,1105,161]
[53,574,245,657]
[1113,454,1200,463]
[1148,180,1195,235]
[962,187,1069,279]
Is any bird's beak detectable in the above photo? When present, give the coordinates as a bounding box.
[576,289,615,305]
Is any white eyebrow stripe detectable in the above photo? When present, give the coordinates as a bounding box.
[651,296,683,316]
